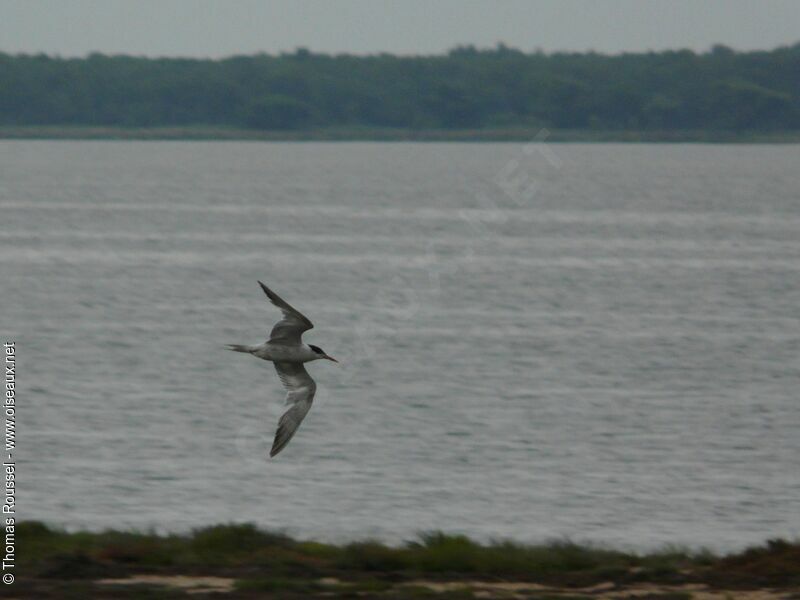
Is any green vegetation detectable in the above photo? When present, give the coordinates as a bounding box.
[1,43,799,139]
[17,521,800,586]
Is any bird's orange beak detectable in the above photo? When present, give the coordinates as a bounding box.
[325,355,339,363]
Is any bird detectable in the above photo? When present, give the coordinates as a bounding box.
[227,281,337,457]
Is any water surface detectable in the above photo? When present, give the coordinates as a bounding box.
[1,141,799,551]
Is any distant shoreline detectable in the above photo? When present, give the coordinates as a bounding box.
[2,126,800,143]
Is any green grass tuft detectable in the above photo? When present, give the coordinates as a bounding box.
[189,523,291,562]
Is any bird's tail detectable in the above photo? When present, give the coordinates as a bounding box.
[226,344,255,353]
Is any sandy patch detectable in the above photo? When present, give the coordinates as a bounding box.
[94,575,797,599]
[405,580,797,600]
[97,574,235,594]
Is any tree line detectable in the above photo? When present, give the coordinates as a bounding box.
[0,43,798,131]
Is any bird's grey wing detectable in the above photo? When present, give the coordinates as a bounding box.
[258,281,314,345]
[270,362,317,457]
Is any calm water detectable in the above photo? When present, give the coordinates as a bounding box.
[1,141,799,551]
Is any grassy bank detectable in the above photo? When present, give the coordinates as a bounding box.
[14,521,800,598]
[2,126,800,143]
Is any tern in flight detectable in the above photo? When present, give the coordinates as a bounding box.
[227,281,337,457]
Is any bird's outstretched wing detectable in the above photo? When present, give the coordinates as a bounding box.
[270,362,317,457]
[258,281,313,345]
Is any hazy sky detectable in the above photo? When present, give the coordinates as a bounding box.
[1,0,798,58]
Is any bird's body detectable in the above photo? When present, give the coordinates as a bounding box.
[227,281,337,457]
[229,342,323,363]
